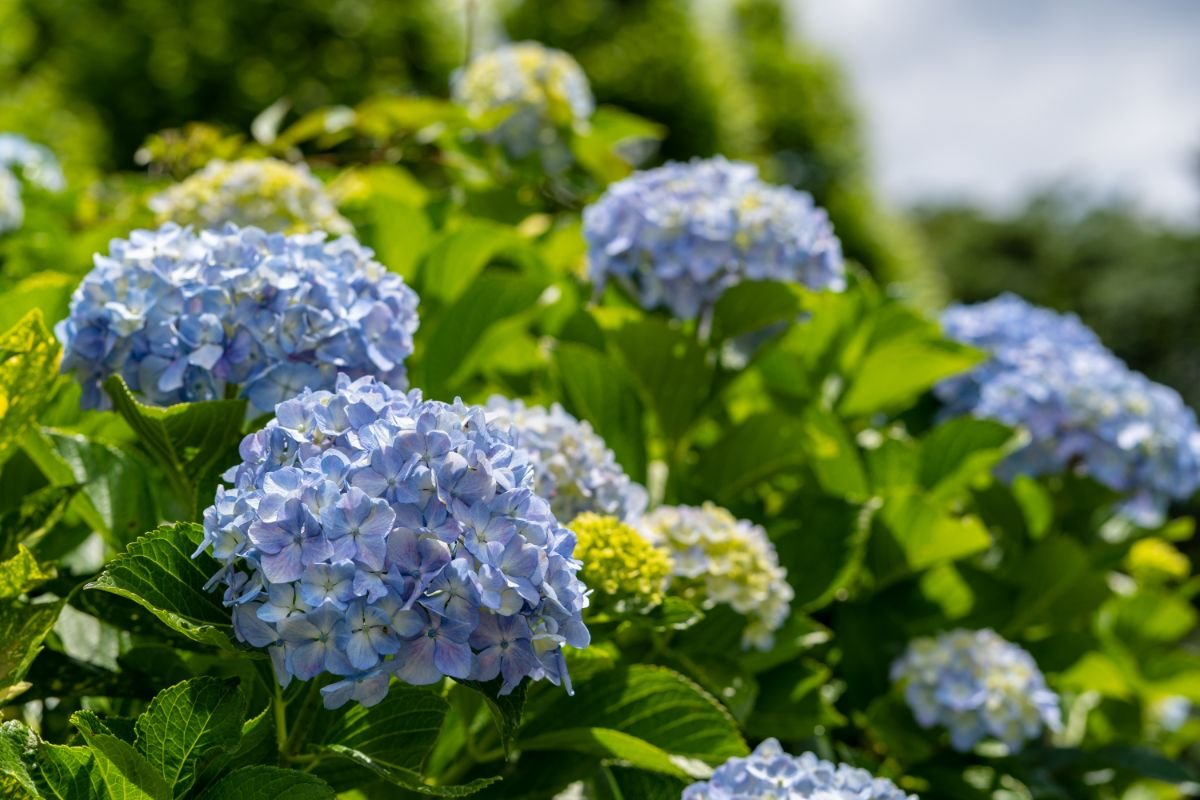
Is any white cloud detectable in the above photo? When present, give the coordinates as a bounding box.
[791,0,1200,219]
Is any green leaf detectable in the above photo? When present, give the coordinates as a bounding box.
[0,484,80,559]
[21,428,159,549]
[0,310,62,468]
[0,272,74,337]
[455,679,527,757]
[839,330,982,417]
[610,318,712,443]
[134,677,246,796]
[0,721,39,799]
[693,412,809,500]
[85,523,234,650]
[0,598,64,705]
[708,281,803,344]
[313,682,449,775]
[798,407,869,499]
[571,105,665,182]
[421,274,546,398]
[602,764,688,800]
[102,375,246,515]
[365,198,432,281]
[196,766,335,800]
[0,545,54,599]
[519,728,703,779]
[32,743,104,799]
[313,744,497,796]
[553,343,646,483]
[525,665,746,767]
[419,220,539,305]
[774,495,870,611]
[869,492,991,584]
[73,719,173,800]
[918,418,1015,500]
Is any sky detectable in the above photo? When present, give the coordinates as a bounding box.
[789,0,1200,220]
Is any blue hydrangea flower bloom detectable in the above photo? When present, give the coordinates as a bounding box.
[890,629,1062,753]
[197,375,589,708]
[452,41,594,172]
[55,223,419,415]
[583,157,845,320]
[484,397,647,522]
[683,739,916,799]
[0,133,65,234]
[937,293,1200,525]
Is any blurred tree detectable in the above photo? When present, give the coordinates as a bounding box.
[9,0,462,166]
[917,191,1200,406]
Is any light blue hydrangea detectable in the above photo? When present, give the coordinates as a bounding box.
[452,41,594,172]
[683,738,916,799]
[484,397,647,522]
[55,223,419,415]
[890,629,1061,753]
[583,157,845,321]
[196,374,590,708]
[937,293,1200,525]
[0,133,65,235]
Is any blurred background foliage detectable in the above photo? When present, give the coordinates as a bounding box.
[2,0,1198,394]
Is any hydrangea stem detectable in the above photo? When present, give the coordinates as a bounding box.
[273,682,289,755]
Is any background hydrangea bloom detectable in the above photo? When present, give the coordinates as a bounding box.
[683,738,916,799]
[637,503,792,650]
[149,158,352,235]
[55,223,418,414]
[937,293,1200,525]
[485,397,647,522]
[569,512,669,613]
[583,157,845,321]
[0,133,66,234]
[452,41,594,171]
[890,629,1062,752]
[196,374,590,708]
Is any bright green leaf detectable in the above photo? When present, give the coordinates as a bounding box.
[610,318,712,443]
[196,766,335,800]
[134,677,246,796]
[839,337,982,417]
[419,220,540,305]
[0,545,54,600]
[0,598,64,705]
[86,523,234,650]
[553,343,646,483]
[918,417,1015,500]
[311,745,497,797]
[519,728,703,779]
[0,721,39,799]
[0,310,62,468]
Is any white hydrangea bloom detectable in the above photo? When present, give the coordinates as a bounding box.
[485,397,646,522]
[453,41,594,170]
[150,158,352,235]
[0,169,22,235]
[891,629,1062,752]
[637,503,792,650]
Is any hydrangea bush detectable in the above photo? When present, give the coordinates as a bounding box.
[485,397,647,521]
[683,739,915,800]
[453,41,594,171]
[583,157,845,320]
[891,629,1062,752]
[938,293,1200,524]
[55,223,418,414]
[149,158,352,235]
[197,374,589,706]
[2,38,1197,800]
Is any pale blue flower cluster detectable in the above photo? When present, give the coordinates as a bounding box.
[485,397,647,522]
[937,294,1200,525]
[452,41,594,172]
[683,739,916,799]
[583,157,845,320]
[197,375,589,708]
[55,223,419,415]
[890,629,1061,753]
[0,133,65,234]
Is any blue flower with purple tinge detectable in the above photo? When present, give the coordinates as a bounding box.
[54,223,419,415]
[937,293,1200,525]
[485,397,646,522]
[683,738,916,799]
[583,157,844,320]
[890,629,1061,753]
[197,374,589,709]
